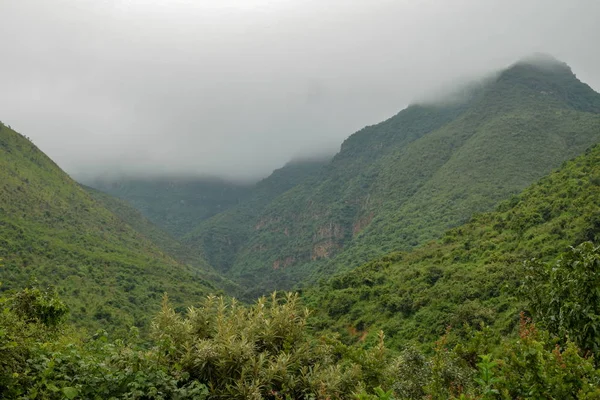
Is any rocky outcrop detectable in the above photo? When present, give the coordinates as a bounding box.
[272,256,295,270]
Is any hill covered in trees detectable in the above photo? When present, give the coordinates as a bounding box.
[175,57,600,295]
[83,185,241,296]
[90,177,254,238]
[306,143,600,351]
[5,242,600,399]
[0,123,223,332]
[183,159,329,276]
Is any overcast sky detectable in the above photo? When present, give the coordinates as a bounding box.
[1,0,599,181]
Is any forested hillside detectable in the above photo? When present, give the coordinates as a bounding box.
[91,177,253,237]
[0,123,221,332]
[84,185,241,295]
[184,158,328,275]
[306,143,600,350]
[214,57,600,294]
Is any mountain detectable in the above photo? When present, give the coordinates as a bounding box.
[0,122,223,332]
[90,177,253,238]
[5,56,600,398]
[196,56,600,295]
[304,142,600,351]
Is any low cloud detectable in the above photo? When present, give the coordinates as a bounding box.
[1,0,599,181]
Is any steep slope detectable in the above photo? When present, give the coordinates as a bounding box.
[83,185,241,295]
[184,158,329,274]
[91,177,253,238]
[0,123,221,331]
[222,57,600,295]
[328,59,600,271]
[305,143,600,351]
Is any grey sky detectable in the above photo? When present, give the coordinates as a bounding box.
[1,0,599,181]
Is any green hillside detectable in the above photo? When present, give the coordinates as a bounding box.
[305,143,600,350]
[218,57,600,295]
[184,158,329,275]
[83,185,209,267]
[91,177,253,238]
[326,60,600,272]
[0,123,222,332]
[83,185,241,296]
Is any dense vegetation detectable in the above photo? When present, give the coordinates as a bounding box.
[90,177,254,238]
[305,143,600,351]
[0,123,221,332]
[84,185,241,296]
[186,57,600,295]
[4,242,600,398]
[4,56,600,398]
[183,159,328,285]
[82,185,211,269]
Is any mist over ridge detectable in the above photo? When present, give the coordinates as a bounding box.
[1,0,599,181]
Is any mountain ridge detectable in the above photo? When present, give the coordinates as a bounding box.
[210,57,600,295]
[84,56,600,300]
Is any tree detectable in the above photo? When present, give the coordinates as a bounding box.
[522,242,600,354]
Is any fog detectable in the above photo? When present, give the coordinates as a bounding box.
[1,0,599,181]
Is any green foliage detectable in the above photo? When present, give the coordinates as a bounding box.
[474,355,499,398]
[10,285,68,327]
[381,314,600,399]
[1,286,208,399]
[423,332,474,398]
[14,337,209,399]
[174,58,600,296]
[83,184,209,267]
[152,292,391,399]
[354,386,396,400]
[4,284,600,399]
[523,242,600,355]
[0,124,221,332]
[90,177,254,238]
[0,287,65,394]
[305,143,600,351]
[84,185,241,296]
[386,347,431,399]
[489,315,600,399]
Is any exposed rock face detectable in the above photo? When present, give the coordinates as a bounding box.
[255,217,280,230]
[272,256,296,270]
[311,240,340,260]
[353,213,374,236]
[313,223,344,241]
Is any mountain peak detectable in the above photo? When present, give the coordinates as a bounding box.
[516,52,571,71]
[501,53,574,80]
[493,54,600,113]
